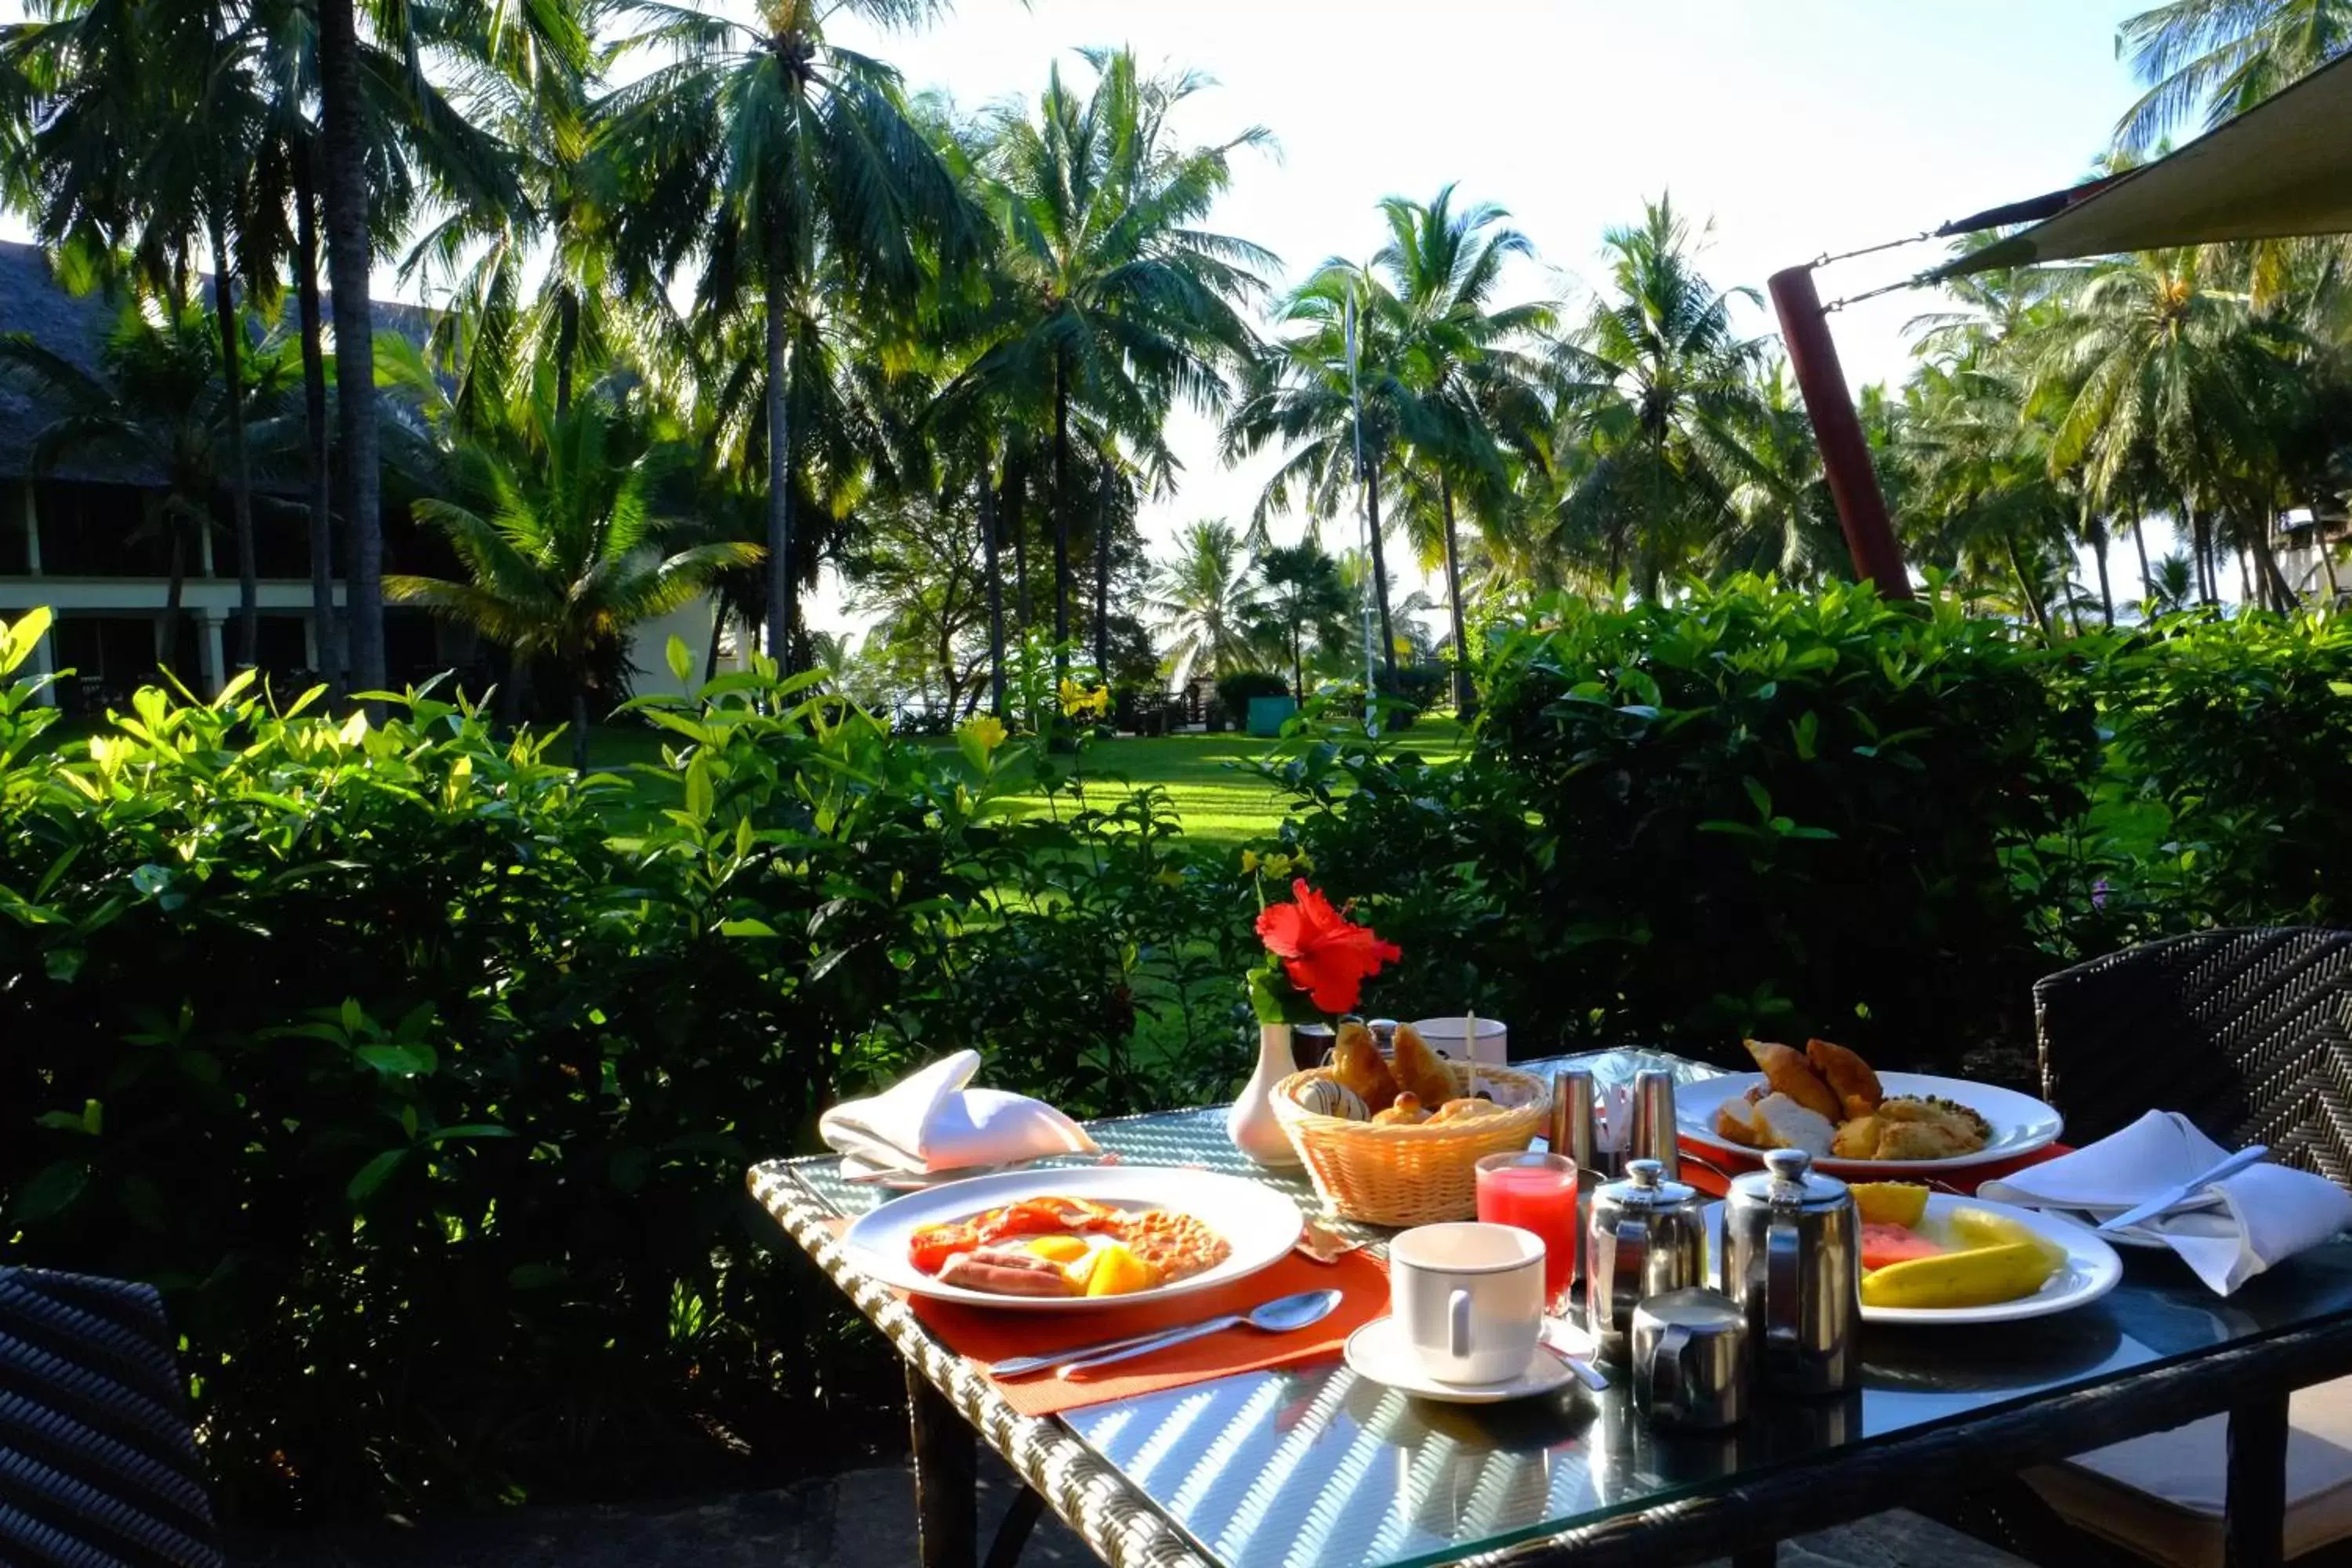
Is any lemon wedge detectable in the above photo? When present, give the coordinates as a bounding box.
[1860,1241,2057,1310]
[1849,1181,1930,1228]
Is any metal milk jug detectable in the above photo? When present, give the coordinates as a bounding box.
[1720,1148,1861,1396]
[1584,1158,1708,1368]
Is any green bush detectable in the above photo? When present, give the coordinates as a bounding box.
[1214,669,1290,713]
[1265,578,2107,1070]
[0,613,1255,1519]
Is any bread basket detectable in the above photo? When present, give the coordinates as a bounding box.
[1271,1060,1549,1226]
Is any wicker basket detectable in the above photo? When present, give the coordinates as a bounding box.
[1271,1060,1549,1226]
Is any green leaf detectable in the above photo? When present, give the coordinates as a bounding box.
[16,1160,88,1221]
[420,1123,515,1146]
[356,1043,437,1077]
[719,917,779,938]
[1741,776,1772,818]
[666,634,692,684]
[683,754,713,823]
[347,1149,406,1203]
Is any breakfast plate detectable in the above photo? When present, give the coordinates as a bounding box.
[840,1165,1302,1312]
[1679,1071,2063,1175]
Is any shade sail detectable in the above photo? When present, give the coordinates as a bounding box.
[1929,53,2352,278]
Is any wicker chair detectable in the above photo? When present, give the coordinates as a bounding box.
[1935,928,2352,1568]
[0,1268,221,1567]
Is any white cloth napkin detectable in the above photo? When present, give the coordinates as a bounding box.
[817,1050,1098,1174]
[1979,1110,2352,1295]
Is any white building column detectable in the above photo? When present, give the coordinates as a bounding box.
[197,612,225,697]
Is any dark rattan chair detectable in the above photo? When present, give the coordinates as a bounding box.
[0,1268,221,1567]
[1933,928,2352,1568]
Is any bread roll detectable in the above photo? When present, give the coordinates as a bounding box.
[1331,1022,1399,1112]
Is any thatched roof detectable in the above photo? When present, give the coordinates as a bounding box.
[0,239,434,488]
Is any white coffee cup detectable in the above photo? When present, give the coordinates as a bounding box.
[1389,1221,1545,1384]
[1410,1016,1508,1068]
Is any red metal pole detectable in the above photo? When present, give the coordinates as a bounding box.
[1768,264,1911,598]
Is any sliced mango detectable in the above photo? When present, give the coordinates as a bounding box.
[1850,1181,1930,1228]
[1944,1207,2067,1272]
[1025,1235,1091,1264]
[1081,1242,1162,1298]
[1860,1241,2057,1310]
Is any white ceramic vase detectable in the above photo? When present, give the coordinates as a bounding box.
[1227,1023,1304,1167]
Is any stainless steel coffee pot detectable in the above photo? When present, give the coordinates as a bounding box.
[1584,1158,1708,1367]
[1631,1287,1749,1429]
[1719,1148,1861,1396]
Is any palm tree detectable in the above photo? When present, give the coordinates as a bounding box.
[0,302,292,678]
[385,397,761,770]
[595,0,978,670]
[2113,0,2352,155]
[1254,537,1351,701]
[956,49,1272,678]
[1223,260,1408,683]
[1147,520,1262,688]
[1372,187,1553,710]
[1548,196,1768,597]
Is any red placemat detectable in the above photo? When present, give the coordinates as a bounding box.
[1676,1134,2073,1196]
[824,1220,1388,1417]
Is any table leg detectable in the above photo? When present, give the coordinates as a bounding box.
[983,1485,1047,1568]
[907,1363,978,1568]
[2224,1392,2289,1568]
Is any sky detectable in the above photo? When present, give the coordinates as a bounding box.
[819,0,2157,630]
[2,0,2171,624]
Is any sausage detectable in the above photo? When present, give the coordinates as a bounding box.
[938,1247,1077,1297]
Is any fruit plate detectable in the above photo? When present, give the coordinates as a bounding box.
[1677,1071,2064,1175]
[839,1165,1303,1312]
[1705,1194,2123,1326]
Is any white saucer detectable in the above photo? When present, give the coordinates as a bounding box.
[1343,1318,1578,1404]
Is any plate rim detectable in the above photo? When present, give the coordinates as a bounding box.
[1857,1192,2124,1324]
[1677,1070,2065,1174]
[838,1164,1302,1312]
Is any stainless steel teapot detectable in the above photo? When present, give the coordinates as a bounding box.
[1719,1148,1861,1396]
[1584,1158,1708,1367]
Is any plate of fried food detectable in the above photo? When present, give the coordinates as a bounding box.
[839,1165,1303,1311]
[1677,1038,2063,1174]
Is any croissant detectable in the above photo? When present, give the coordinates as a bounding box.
[1389,1022,1457,1107]
[1743,1039,1843,1123]
[1806,1038,1883,1120]
[1331,1022,1399,1113]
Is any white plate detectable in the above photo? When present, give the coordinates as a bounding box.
[1678,1071,2063,1175]
[1860,1193,2125,1325]
[1343,1318,1579,1403]
[839,1165,1302,1312]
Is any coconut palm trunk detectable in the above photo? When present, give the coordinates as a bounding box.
[206,209,260,677]
[293,157,339,696]
[1003,458,1030,634]
[1364,458,1397,682]
[2131,516,2154,609]
[1091,474,1109,681]
[555,291,579,419]
[570,678,590,772]
[1051,347,1072,670]
[318,0,384,694]
[763,230,793,669]
[162,512,189,677]
[1438,471,1472,712]
[981,473,1006,717]
[2250,524,2294,610]
[2003,530,2051,634]
[2085,506,2114,627]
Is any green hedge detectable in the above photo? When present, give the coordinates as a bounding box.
[0,613,1255,1519]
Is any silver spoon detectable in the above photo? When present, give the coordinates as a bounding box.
[987,1289,1343,1380]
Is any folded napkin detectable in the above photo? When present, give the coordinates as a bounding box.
[1980,1111,2352,1295]
[818,1050,1098,1175]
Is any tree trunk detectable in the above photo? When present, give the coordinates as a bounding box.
[2321,523,2344,604]
[319,0,383,695]
[2249,521,2296,612]
[207,209,259,677]
[555,288,579,419]
[2002,530,2050,635]
[294,153,341,699]
[1051,349,1071,678]
[2236,543,2255,608]
[763,229,793,670]
[1363,457,1397,684]
[1289,620,1304,704]
[570,681,590,773]
[2130,516,2153,612]
[981,472,1006,719]
[1439,470,1472,713]
[2087,509,2114,628]
[1091,463,1109,681]
[703,602,727,683]
[1003,452,1029,636]
[162,516,188,679]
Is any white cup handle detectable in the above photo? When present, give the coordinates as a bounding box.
[1447,1288,1472,1361]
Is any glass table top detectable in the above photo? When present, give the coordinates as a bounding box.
[786,1057,2352,1568]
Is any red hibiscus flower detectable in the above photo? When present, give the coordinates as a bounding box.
[1255,880,1402,1015]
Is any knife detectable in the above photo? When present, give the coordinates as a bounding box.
[2097,1144,2267,1234]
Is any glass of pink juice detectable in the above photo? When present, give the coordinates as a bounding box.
[1475,1152,1578,1311]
